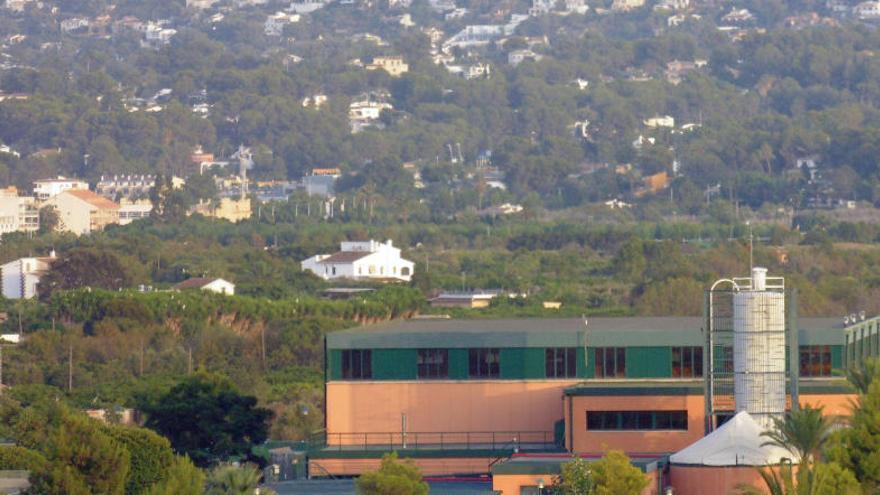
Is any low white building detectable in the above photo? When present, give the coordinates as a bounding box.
[33,177,89,201]
[1,251,55,300]
[302,240,414,282]
[265,12,300,36]
[173,277,235,295]
[644,115,675,128]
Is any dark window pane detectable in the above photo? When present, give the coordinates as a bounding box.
[595,349,604,377]
[566,348,577,377]
[672,347,682,378]
[655,412,671,430]
[586,411,688,431]
[821,346,832,376]
[605,348,614,377]
[546,348,554,377]
[638,412,653,430]
[799,347,810,376]
[616,348,626,377]
[362,350,371,378]
[694,347,704,377]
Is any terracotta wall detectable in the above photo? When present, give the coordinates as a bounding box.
[669,465,789,495]
[800,393,857,418]
[326,380,579,443]
[492,470,658,495]
[567,395,706,454]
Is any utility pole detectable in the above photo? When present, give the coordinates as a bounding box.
[748,221,754,273]
[68,341,73,392]
[187,346,193,374]
[139,339,145,377]
[0,343,4,394]
[260,326,267,370]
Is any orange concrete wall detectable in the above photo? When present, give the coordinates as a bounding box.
[567,395,706,454]
[800,394,857,418]
[670,465,786,495]
[492,470,658,495]
[309,457,494,477]
[327,380,578,442]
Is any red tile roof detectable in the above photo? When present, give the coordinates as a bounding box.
[65,189,120,210]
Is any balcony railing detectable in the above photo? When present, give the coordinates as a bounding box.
[315,430,556,452]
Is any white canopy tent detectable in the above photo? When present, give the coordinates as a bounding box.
[670,411,798,466]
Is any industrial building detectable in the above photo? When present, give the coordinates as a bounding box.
[306,269,864,494]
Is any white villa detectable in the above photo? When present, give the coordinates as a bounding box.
[301,240,415,282]
[1,251,56,300]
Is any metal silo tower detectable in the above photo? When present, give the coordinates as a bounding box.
[706,267,797,432]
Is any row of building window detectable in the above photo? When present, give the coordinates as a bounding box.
[340,345,835,380]
[586,411,689,431]
[341,346,704,380]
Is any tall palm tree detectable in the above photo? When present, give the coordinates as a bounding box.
[760,406,834,465]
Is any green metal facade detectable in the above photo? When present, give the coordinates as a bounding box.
[844,316,880,368]
[325,317,848,382]
[326,344,845,382]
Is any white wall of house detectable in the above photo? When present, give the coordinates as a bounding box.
[203,279,235,295]
[351,252,414,281]
[1,257,51,299]
[33,179,88,200]
[302,240,415,282]
[43,193,95,235]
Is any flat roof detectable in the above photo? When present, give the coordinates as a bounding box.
[327,317,845,349]
[491,454,661,475]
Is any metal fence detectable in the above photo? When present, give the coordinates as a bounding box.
[317,430,555,451]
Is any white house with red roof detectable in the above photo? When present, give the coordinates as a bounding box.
[301,240,414,282]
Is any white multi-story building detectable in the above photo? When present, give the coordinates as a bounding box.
[0,187,38,235]
[95,175,157,200]
[33,177,89,201]
[1,251,55,299]
[43,190,120,235]
[302,240,415,282]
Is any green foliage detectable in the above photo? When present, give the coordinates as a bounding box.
[38,249,135,300]
[826,378,880,492]
[761,406,834,464]
[589,450,650,495]
[0,445,48,472]
[141,372,272,466]
[554,457,594,495]
[355,452,429,495]
[737,461,860,495]
[845,358,880,394]
[47,413,130,495]
[204,463,264,495]
[142,456,205,495]
[103,424,176,495]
